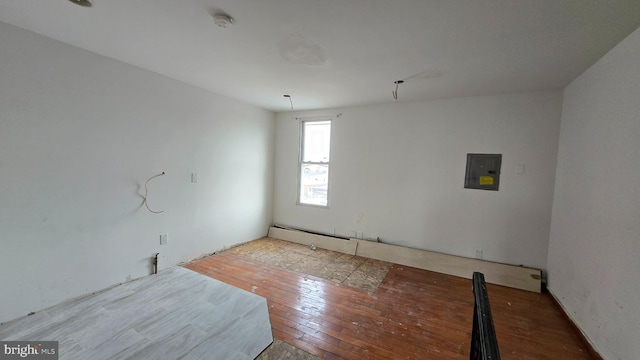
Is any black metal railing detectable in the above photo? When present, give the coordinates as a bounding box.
[470,272,501,360]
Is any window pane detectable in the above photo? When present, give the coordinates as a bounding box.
[302,121,331,163]
[300,164,329,206]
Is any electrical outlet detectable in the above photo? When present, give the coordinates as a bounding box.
[475,249,483,259]
[191,173,198,183]
[160,234,168,245]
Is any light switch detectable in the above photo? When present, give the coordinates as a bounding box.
[515,164,525,175]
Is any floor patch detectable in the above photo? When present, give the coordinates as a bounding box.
[226,238,392,293]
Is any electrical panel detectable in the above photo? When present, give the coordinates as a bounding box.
[464,154,502,191]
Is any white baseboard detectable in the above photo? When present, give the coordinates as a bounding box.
[268,226,357,255]
[268,227,541,292]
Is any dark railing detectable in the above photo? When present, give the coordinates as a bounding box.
[470,272,501,360]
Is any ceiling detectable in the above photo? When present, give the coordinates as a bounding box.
[1,1,639,112]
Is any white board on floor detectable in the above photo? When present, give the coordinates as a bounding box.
[268,227,357,255]
[268,227,541,292]
[353,239,541,292]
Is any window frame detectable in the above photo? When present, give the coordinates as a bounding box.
[297,117,332,208]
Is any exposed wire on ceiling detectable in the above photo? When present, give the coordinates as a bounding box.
[283,94,294,110]
[391,70,443,101]
[392,80,404,101]
[143,172,165,214]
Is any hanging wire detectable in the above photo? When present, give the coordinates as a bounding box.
[143,172,165,214]
[283,94,294,110]
[392,80,404,101]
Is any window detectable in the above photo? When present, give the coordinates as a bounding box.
[298,119,331,206]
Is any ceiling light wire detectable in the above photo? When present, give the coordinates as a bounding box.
[392,80,404,101]
[283,94,294,110]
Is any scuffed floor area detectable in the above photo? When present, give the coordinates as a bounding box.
[226,237,391,293]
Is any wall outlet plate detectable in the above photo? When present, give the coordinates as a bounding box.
[160,234,168,245]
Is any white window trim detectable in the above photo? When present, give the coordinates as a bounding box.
[297,117,332,208]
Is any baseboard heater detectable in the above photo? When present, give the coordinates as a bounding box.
[267,226,542,292]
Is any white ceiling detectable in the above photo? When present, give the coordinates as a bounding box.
[1,1,639,112]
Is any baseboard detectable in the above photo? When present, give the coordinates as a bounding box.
[267,227,541,292]
[547,290,604,360]
[352,237,541,292]
[268,227,357,255]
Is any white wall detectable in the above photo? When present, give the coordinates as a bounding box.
[0,23,275,323]
[547,27,640,360]
[274,91,562,269]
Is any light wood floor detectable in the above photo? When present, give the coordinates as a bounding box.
[0,267,272,360]
[186,239,595,360]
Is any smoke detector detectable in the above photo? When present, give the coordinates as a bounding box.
[212,13,234,28]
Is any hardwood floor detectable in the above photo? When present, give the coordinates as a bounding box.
[186,247,595,360]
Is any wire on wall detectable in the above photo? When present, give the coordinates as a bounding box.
[143,172,165,214]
